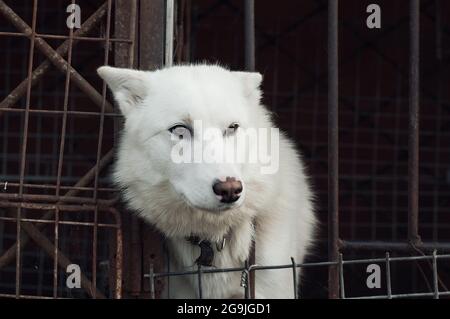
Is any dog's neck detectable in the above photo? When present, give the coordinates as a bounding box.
[168,218,254,269]
[185,233,231,267]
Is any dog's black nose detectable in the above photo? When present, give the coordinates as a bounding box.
[212,177,243,203]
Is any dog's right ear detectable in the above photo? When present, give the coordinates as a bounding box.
[97,66,149,116]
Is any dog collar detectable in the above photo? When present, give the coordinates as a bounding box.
[186,235,227,267]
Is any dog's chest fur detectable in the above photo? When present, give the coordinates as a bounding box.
[163,220,254,298]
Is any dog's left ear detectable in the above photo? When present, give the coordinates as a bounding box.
[234,71,262,91]
[233,71,263,102]
[97,66,149,116]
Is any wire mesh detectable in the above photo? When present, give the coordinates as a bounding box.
[0,0,128,299]
[145,251,450,299]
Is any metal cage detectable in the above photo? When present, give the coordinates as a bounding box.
[1,0,450,299]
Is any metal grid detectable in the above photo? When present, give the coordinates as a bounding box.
[1,0,450,299]
[0,0,129,298]
[146,251,450,299]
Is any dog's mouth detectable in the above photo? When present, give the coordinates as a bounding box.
[180,193,243,214]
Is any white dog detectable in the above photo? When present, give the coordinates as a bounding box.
[98,64,316,299]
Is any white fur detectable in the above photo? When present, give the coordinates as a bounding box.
[98,64,316,299]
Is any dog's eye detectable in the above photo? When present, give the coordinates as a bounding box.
[225,123,239,136]
[169,124,191,139]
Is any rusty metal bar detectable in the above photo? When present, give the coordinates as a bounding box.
[432,250,439,299]
[93,0,112,202]
[386,252,392,299]
[244,0,255,71]
[0,0,114,113]
[90,0,112,298]
[139,0,165,70]
[175,0,186,63]
[114,0,137,69]
[112,1,136,299]
[114,0,141,299]
[243,261,250,299]
[53,206,59,298]
[1,182,115,193]
[327,0,339,299]
[15,0,38,298]
[125,0,166,298]
[244,0,256,300]
[112,208,123,299]
[290,257,298,299]
[0,191,118,205]
[349,292,450,299]
[165,0,175,66]
[338,253,345,299]
[197,264,203,299]
[341,240,450,252]
[0,108,121,117]
[183,0,191,61]
[0,216,118,228]
[149,263,156,299]
[55,0,75,199]
[129,214,142,296]
[0,2,108,110]
[0,294,70,299]
[92,206,99,298]
[0,32,131,42]
[408,0,421,246]
[435,0,442,60]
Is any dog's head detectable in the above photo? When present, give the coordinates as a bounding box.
[98,65,266,222]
